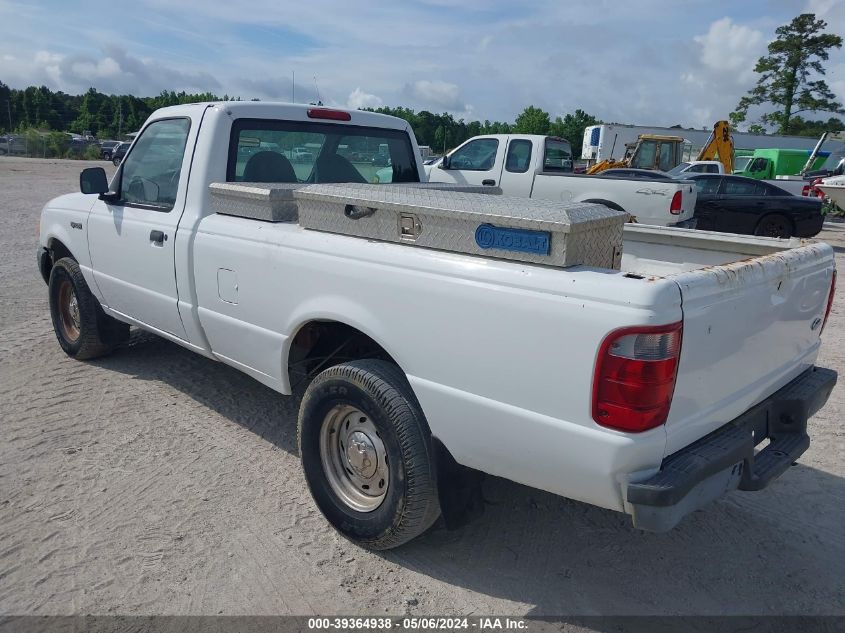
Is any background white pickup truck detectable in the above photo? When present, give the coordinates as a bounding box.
[38,102,837,549]
[426,134,697,227]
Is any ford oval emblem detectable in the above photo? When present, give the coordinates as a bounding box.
[811,317,822,331]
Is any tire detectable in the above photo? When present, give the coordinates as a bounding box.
[298,359,440,550]
[754,214,792,238]
[112,157,121,167]
[48,257,129,360]
[103,152,112,161]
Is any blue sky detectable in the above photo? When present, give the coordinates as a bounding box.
[1,0,843,129]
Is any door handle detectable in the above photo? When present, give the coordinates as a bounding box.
[482,179,496,186]
[149,230,167,244]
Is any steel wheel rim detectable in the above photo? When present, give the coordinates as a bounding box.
[58,280,81,342]
[319,405,389,512]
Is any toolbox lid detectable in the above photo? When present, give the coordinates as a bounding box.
[209,182,300,222]
[293,183,628,234]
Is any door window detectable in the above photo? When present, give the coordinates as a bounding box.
[449,138,498,171]
[543,139,573,171]
[721,178,767,195]
[119,118,191,211]
[694,177,721,195]
[505,139,532,173]
[748,157,768,173]
[657,142,675,171]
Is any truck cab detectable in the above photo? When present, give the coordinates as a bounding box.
[734,148,830,180]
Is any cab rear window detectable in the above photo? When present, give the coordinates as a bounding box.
[227,119,420,185]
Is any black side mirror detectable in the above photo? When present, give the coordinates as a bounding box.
[439,156,450,170]
[80,167,109,195]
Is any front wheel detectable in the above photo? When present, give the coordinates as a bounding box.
[112,157,121,166]
[298,360,440,550]
[48,257,129,359]
[754,214,792,238]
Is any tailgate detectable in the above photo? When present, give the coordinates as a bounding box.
[664,242,835,455]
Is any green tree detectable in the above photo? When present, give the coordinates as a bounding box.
[731,13,844,134]
[549,109,600,158]
[513,105,550,135]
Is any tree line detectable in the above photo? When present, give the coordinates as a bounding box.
[0,82,602,157]
[0,83,240,140]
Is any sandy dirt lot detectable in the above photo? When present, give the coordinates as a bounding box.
[1,156,844,619]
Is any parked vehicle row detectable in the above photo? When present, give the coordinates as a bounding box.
[426,134,697,227]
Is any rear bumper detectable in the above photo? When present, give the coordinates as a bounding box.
[673,217,697,229]
[627,366,836,532]
[795,214,825,237]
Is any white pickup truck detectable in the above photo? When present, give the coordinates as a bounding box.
[39,102,837,549]
[426,134,697,227]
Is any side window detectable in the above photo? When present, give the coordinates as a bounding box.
[544,139,573,171]
[505,139,532,173]
[449,138,499,171]
[748,157,768,172]
[695,178,721,195]
[722,178,765,195]
[706,164,720,173]
[658,143,674,172]
[120,118,191,210]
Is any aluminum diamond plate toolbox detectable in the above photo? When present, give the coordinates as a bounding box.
[210,182,301,222]
[209,182,499,223]
[295,183,627,268]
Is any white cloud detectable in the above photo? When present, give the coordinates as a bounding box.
[347,87,383,109]
[406,80,466,111]
[693,18,765,81]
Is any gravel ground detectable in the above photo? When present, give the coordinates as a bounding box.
[1,156,844,619]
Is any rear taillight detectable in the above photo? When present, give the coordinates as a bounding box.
[307,108,352,121]
[821,269,837,335]
[670,191,682,215]
[805,177,825,198]
[592,322,683,432]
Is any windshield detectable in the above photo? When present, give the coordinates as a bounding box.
[666,162,692,177]
[733,156,752,172]
[227,119,420,184]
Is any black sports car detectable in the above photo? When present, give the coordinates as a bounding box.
[687,174,823,238]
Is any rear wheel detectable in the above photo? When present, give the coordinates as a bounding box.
[112,157,121,166]
[754,214,792,238]
[298,360,440,550]
[48,257,129,359]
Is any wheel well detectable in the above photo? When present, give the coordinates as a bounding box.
[287,321,398,390]
[41,238,75,283]
[756,212,793,228]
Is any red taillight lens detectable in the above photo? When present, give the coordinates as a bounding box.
[802,184,811,197]
[821,269,837,335]
[670,191,682,215]
[592,322,683,432]
[307,108,352,121]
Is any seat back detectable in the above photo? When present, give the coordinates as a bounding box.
[243,151,297,183]
[314,153,366,183]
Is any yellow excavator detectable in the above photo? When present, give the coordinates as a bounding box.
[585,120,734,175]
[694,120,734,173]
[586,134,686,174]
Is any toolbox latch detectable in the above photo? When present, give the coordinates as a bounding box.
[399,213,422,242]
